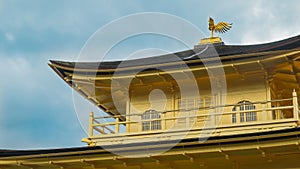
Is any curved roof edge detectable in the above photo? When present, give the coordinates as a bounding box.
[49,34,300,70]
[1,127,300,158]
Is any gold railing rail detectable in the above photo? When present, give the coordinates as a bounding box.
[87,90,299,137]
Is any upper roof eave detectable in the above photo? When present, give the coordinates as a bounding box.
[49,34,300,71]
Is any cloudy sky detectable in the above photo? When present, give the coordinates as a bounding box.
[0,0,300,150]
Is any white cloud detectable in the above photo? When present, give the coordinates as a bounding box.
[0,56,37,91]
[0,51,84,149]
[236,1,300,45]
[251,2,275,19]
[0,1,126,37]
[0,88,3,121]
[5,32,15,42]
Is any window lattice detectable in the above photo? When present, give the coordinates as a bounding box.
[232,100,257,123]
[178,97,212,125]
[141,110,161,131]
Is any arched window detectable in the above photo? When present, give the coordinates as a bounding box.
[232,100,256,123]
[141,110,161,131]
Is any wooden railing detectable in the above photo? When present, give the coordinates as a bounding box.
[87,91,300,138]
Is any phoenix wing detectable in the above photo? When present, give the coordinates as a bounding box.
[214,22,232,33]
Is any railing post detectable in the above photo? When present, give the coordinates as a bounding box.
[115,117,120,134]
[293,90,299,120]
[262,103,267,121]
[88,112,94,137]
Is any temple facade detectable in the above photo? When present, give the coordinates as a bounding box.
[1,35,300,168]
[51,34,300,146]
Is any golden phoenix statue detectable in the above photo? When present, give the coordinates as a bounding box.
[208,17,232,38]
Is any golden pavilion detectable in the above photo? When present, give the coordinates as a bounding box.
[2,23,300,168]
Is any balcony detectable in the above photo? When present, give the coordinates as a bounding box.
[82,91,300,146]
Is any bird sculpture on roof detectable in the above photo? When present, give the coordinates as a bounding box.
[208,17,232,38]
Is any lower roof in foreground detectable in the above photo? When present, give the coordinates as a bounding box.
[2,127,300,168]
